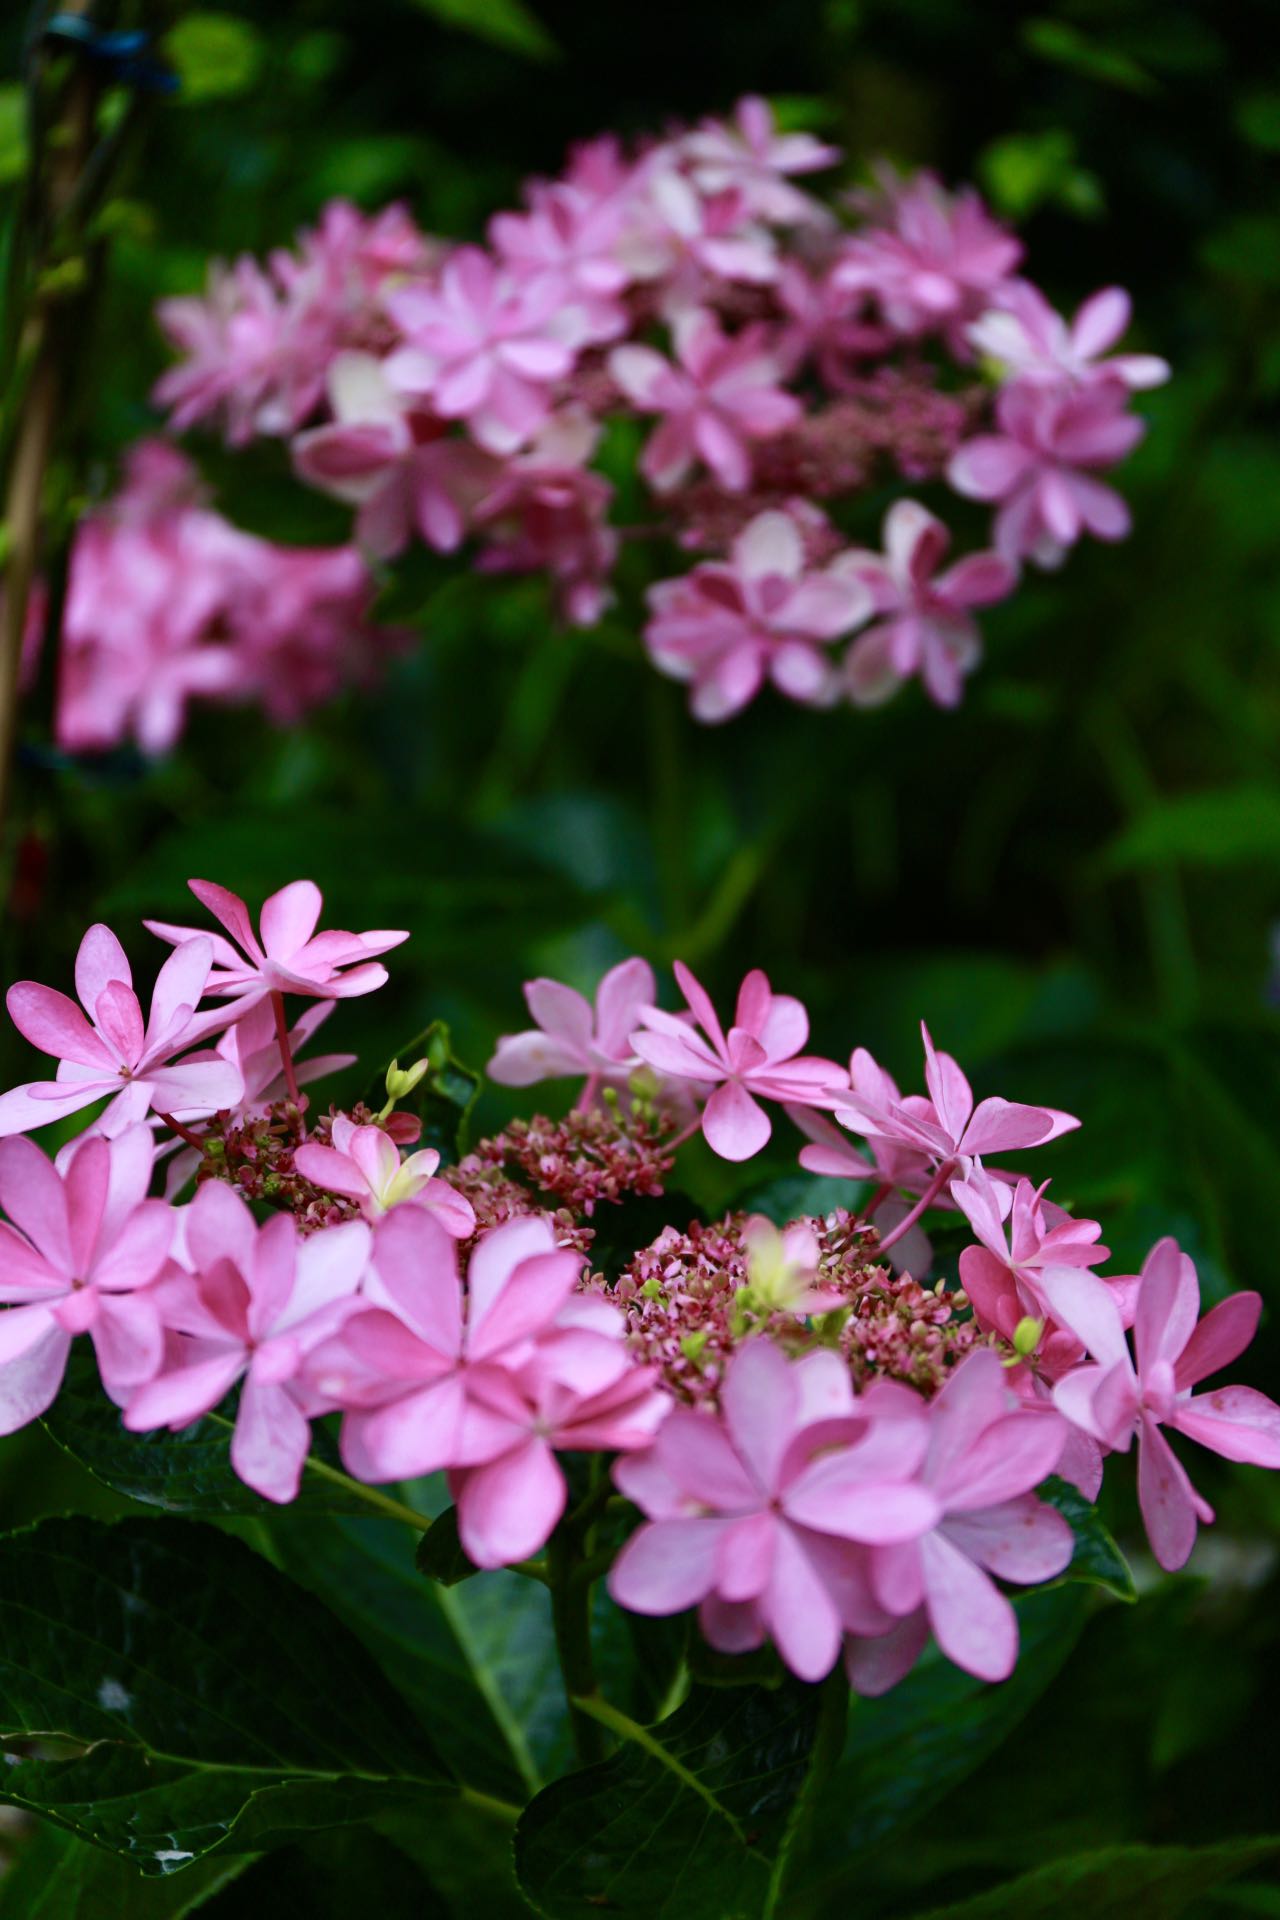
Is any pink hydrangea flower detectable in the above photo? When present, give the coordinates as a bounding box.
[608,309,800,493]
[968,284,1170,393]
[124,1180,370,1502]
[487,957,658,1095]
[844,1348,1072,1692]
[306,1211,666,1562]
[384,247,576,455]
[154,255,309,446]
[953,1160,1117,1372]
[631,963,847,1160]
[836,170,1023,349]
[680,97,839,227]
[291,352,497,559]
[0,1128,173,1431]
[146,878,408,1012]
[774,258,890,389]
[835,499,1015,709]
[0,925,241,1140]
[294,1116,475,1237]
[614,167,779,303]
[471,410,619,625]
[644,508,871,721]
[610,1339,939,1682]
[948,381,1146,569]
[835,1022,1078,1189]
[489,182,631,347]
[1042,1239,1280,1570]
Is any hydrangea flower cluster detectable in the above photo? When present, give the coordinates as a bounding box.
[25,103,1167,754]
[3,880,1272,1697]
[21,441,403,757]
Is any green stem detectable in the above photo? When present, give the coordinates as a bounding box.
[763,1669,850,1918]
[548,1527,608,1768]
[458,1784,522,1827]
[206,1410,436,1532]
[571,1693,748,1842]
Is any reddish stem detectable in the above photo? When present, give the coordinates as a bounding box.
[857,1180,895,1224]
[271,989,302,1110]
[573,1072,602,1115]
[665,1114,704,1153]
[876,1159,954,1255]
[156,1112,207,1154]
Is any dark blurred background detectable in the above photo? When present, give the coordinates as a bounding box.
[2,0,1279,1902]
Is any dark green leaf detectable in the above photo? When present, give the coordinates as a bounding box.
[163,13,263,101]
[415,1504,480,1586]
[514,1680,824,1918]
[1041,1478,1137,1602]
[1103,786,1280,871]
[912,1838,1280,1919]
[789,1587,1089,1904]
[404,0,558,61]
[40,1346,366,1517]
[0,1822,247,1918]
[193,1831,447,1918]
[0,1518,453,1873]
[271,1511,565,1802]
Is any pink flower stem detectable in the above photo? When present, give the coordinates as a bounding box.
[573,1072,602,1115]
[857,1181,895,1224]
[156,1112,208,1154]
[875,1159,954,1255]
[665,1114,705,1153]
[271,989,303,1109]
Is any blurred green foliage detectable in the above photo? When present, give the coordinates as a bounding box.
[1,0,1279,1910]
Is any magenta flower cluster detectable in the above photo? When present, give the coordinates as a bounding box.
[28,100,1166,754]
[2,885,1270,1697]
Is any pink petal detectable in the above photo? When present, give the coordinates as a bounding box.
[74,924,132,1011]
[232,1374,312,1502]
[293,1142,370,1202]
[1072,286,1130,357]
[938,1410,1067,1511]
[91,1292,164,1394]
[468,1247,583,1360]
[0,1313,70,1435]
[524,978,594,1053]
[0,1078,111,1138]
[921,1529,1018,1682]
[187,879,262,960]
[6,982,114,1070]
[124,1350,246,1431]
[143,938,215,1056]
[357,1374,468,1479]
[650,1406,760,1510]
[942,1495,1074,1584]
[1137,1417,1206,1571]
[1171,1385,1280,1469]
[259,880,324,962]
[610,1516,725,1613]
[947,436,1032,501]
[761,1524,843,1681]
[845,1608,929,1695]
[456,1436,566,1568]
[715,1510,777,1600]
[1035,1266,1130,1370]
[702,1078,771,1160]
[1175,1292,1261,1391]
[144,1058,244,1118]
[920,1025,972,1145]
[721,1337,797,1493]
[1135,1237,1200,1377]
[593,957,657,1059]
[0,1136,72,1271]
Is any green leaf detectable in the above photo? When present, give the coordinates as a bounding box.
[415,1504,480,1586]
[0,1822,248,1918]
[1040,1478,1137,1602]
[366,1019,480,1162]
[40,1345,366,1517]
[404,0,558,61]
[1237,92,1280,152]
[1021,18,1158,92]
[912,1838,1280,1920]
[163,13,263,101]
[789,1587,1089,1903]
[0,1517,453,1873]
[271,1511,565,1802]
[192,1831,447,1917]
[514,1680,824,1918]
[0,83,26,186]
[1103,785,1280,871]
